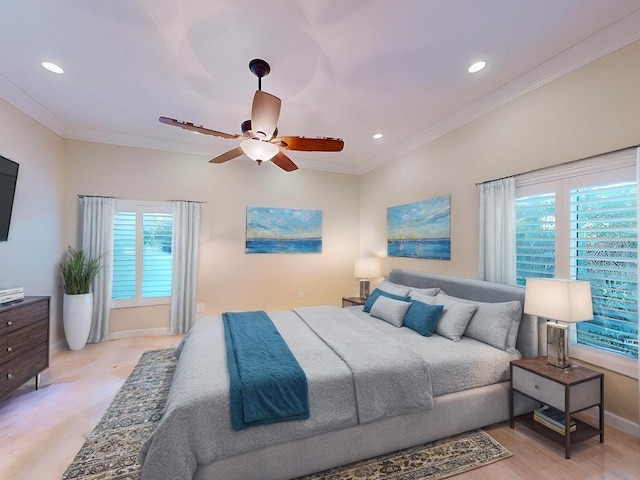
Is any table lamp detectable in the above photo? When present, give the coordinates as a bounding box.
[354,257,381,299]
[524,278,593,368]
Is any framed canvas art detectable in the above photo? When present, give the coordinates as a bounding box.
[387,195,451,260]
[246,206,322,254]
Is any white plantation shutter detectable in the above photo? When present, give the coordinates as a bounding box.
[515,192,556,285]
[514,146,638,367]
[112,211,136,300]
[142,212,173,298]
[570,182,637,358]
[112,201,173,307]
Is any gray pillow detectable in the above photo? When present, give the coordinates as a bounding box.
[409,291,437,305]
[370,295,412,328]
[377,279,411,297]
[409,287,441,297]
[442,294,523,351]
[432,294,478,341]
[464,300,522,350]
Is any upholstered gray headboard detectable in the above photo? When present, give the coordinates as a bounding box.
[388,269,544,358]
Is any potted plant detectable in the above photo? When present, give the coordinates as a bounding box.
[60,247,101,350]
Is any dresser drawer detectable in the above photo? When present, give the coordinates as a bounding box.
[5,299,49,333]
[512,366,601,412]
[2,342,48,393]
[0,319,48,365]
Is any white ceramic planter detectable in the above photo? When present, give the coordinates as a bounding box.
[63,292,93,350]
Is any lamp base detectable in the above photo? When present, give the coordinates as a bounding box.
[359,280,370,299]
[547,321,571,368]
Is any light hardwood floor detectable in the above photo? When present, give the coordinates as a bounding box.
[1,336,639,480]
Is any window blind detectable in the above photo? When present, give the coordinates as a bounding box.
[571,182,638,359]
[515,192,556,286]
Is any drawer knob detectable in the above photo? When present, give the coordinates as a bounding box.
[534,384,540,389]
[7,321,12,326]
[7,346,12,352]
[7,373,12,379]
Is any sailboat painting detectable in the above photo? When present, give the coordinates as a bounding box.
[246,206,322,254]
[387,196,451,260]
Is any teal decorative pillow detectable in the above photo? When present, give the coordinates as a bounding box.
[363,288,411,313]
[403,301,444,336]
[369,296,412,328]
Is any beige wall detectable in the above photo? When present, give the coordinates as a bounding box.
[0,98,66,348]
[360,40,640,424]
[63,140,360,332]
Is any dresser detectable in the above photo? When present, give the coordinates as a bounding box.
[0,296,50,400]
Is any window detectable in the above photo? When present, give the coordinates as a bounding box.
[112,201,173,307]
[515,148,638,375]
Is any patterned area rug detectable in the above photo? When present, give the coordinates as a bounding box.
[62,349,511,480]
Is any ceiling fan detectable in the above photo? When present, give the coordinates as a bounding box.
[159,59,344,172]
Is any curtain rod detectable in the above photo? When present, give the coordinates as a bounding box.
[77,195,206,203]
[475,144,639,186]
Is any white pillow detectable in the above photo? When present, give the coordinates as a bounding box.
[432,294,478,341]
[369,295,412,328]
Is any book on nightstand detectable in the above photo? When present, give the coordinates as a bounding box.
[533,405,576,435]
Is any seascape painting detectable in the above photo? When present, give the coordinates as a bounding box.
[387,196,451,260]
[246,207,322,254]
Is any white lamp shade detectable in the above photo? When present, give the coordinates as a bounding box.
[240,139,279,161]
[524,278,593,322]
[354,257,381,279]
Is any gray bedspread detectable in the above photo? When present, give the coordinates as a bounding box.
[139,306,433,480]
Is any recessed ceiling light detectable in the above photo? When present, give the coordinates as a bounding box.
[372,133,383,139]
[468,61,486,74]
[41,61,64,74]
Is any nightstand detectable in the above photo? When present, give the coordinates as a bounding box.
[510,356,604,459]
[342,297,366,307]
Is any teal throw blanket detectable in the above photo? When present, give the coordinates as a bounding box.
[223,311,310,431]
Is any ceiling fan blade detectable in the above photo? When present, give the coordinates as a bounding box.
[272,136,344,152]
[271,151,298,172]
[209,146,244,164]
[159,116,240,140]
[251,91,281,140]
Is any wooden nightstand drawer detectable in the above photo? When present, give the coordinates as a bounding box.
[512,366,601,412]
[512,367,564,410]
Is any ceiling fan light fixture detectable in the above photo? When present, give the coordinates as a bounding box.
[240,139,279,162]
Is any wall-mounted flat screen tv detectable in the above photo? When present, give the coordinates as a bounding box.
[0,154,19,242]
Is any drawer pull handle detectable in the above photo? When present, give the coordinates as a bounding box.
[7,321,12,326]
[7,373,12,379]
[534,384,540,389]
[7,346,12,352]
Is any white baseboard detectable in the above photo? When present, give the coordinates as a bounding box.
[580,408,640,438]
[109,327,170,340]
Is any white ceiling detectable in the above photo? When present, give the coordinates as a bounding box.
[1,1,640,175]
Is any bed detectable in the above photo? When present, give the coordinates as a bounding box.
[140,269,545,480]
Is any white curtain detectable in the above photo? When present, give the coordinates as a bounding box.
[170,201,201,334]
[79,196,115,343]
[478,177,516,285]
